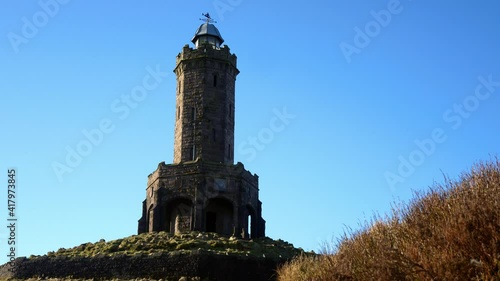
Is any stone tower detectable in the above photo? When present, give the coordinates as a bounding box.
[138,18,266,238]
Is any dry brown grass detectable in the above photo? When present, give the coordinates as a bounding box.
[277,160,500,281]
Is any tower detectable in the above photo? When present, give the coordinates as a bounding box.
[173,17,235,165]
[138,15,266,238]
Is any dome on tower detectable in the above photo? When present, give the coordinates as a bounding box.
[191,23,224,48]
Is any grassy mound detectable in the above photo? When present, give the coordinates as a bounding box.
[278,160,500,280]
[34,231,306,262]
[1,232,309,280]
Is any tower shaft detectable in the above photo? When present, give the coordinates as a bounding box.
[173,45,239,164]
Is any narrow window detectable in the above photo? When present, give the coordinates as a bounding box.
[228,144,231,159]
[248,215,252,238]
[229,103,232,118]
[191,107,196,120]
[177,106,180,120]
[191,145,196,161]
[213,74,218,87]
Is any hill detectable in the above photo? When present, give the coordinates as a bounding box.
[278,160,500,280]
[0,232,308,281]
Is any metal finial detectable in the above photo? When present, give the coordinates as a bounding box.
[200,13,217,24]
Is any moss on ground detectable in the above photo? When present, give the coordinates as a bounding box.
[32,232,309,262]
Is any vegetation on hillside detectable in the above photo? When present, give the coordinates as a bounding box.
[278,160,500,280]
[31,231,306,262]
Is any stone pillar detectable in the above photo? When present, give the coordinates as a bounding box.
[137,200,147,234]
[193,201,204,231]
[151,205,162,231]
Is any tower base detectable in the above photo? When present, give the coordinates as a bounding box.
[138,160,265,238]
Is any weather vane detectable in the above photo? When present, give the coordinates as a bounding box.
[200,13,217,24]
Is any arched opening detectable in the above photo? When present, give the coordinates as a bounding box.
[247,214,252,238]
[205,198,234,236]
[147,205,154,232]
[246,205,257,239]
[165,198,193,234]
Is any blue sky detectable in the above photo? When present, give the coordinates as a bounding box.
[1,0,499,261]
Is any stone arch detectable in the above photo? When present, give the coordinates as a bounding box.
[147,204,154,232]
[245,205,257,239]
[205,197,234,236]
[164,197,193,234]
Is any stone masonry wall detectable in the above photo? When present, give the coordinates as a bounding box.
[0,253,283,281]
[139,161,264,236]
[173,43,239,164]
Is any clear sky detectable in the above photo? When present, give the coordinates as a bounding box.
[1,0,499,262]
